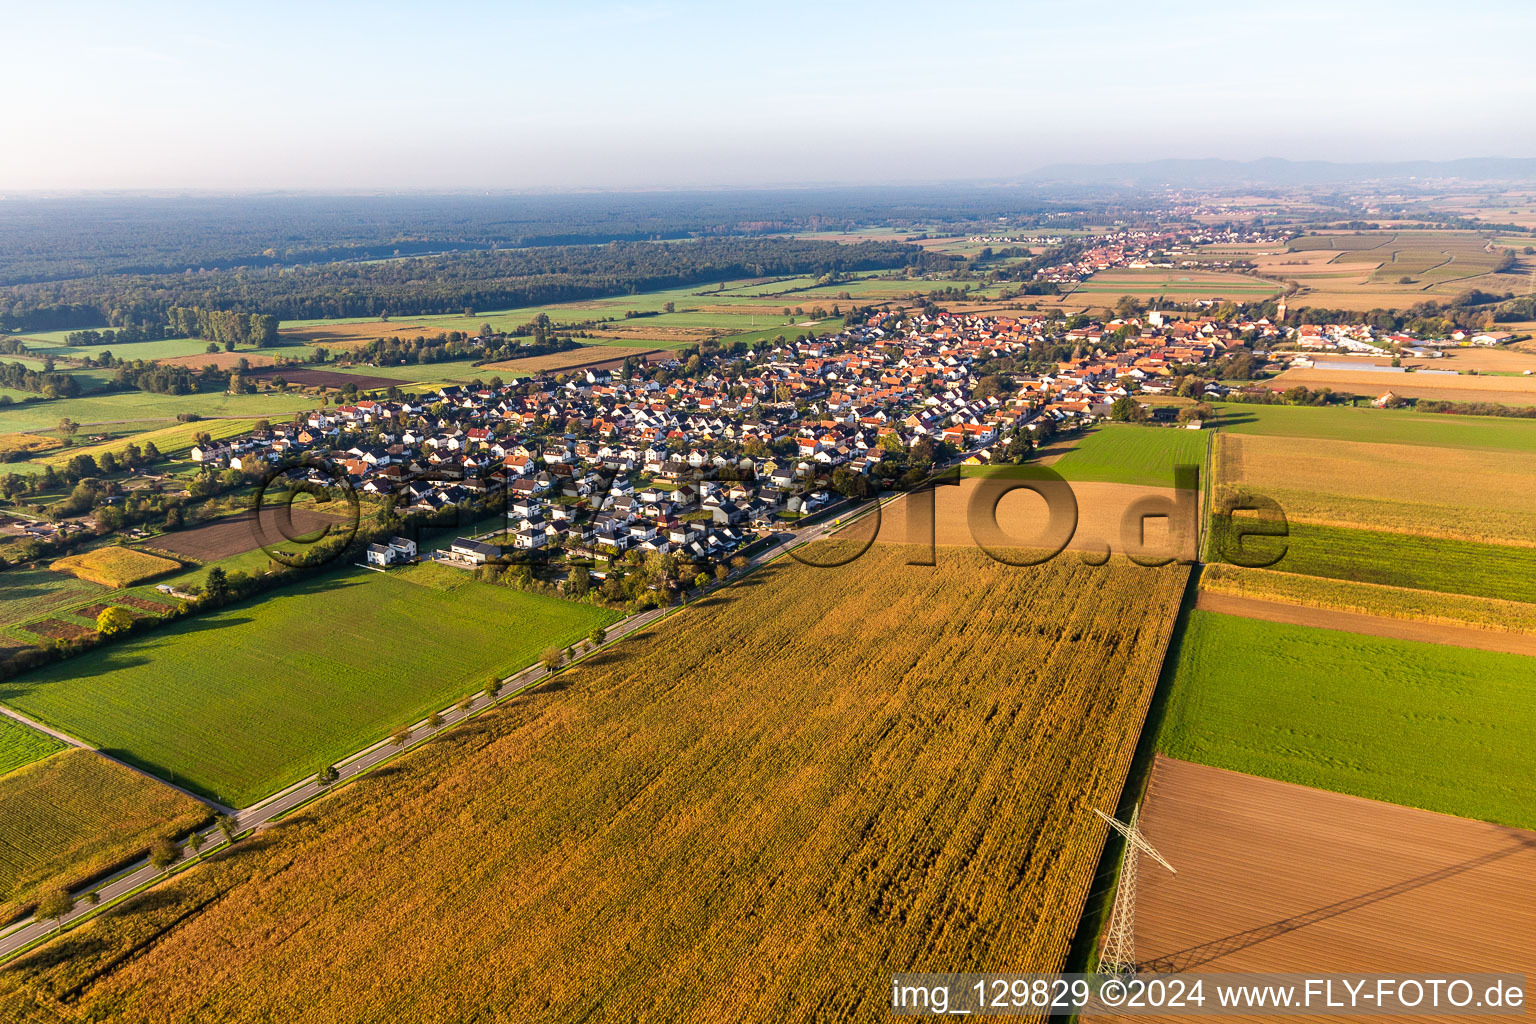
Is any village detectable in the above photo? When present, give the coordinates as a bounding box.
[166,304,1312,584]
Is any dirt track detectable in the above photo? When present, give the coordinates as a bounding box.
[1194,591,1536,656]
[1089,757,1536,1023]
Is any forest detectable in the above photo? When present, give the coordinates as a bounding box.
[0,237,956,331]
[0,188,1100,287]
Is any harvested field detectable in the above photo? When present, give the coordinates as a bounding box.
[278,321,448,347]
[873,477,1192,564]
[51,546,180,588]
[1215,431,1536,544]
[0,749,210,925]
[0,546,1188,1022]
[1093,756,1535,1019]
[479,345,661,375]
[1268,366,1536,405]
[245,366,398,390]
[143,507,348,562]
[1193,590,1536,657]
[154,351,277,370]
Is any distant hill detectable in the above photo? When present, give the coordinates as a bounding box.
[1022,157,1536,187]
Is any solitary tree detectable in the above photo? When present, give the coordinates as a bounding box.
[214,813,239,844]
[391,725,412,746]
[96,606,135,636]
[588,626,607,646]
[35,888,75,929]
[541,647,563,672]
[457,695,474,714]
[149,838,179,873]
[427,711,444,729]
[187,832,205,855]
[484,677,502,700]
[316,764,339,787]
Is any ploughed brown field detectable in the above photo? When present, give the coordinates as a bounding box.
[243,366,399,390]
[1089,757,1536,1023]
[0,544,1187,1023]
[142,507,351,562]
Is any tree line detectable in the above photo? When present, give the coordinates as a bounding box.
[165,307,279,346]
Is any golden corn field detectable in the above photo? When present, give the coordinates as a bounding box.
[0,545,1188,1023]
[0,750,209,924]
[49,547,181,589]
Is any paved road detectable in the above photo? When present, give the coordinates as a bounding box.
[0,512,853,962]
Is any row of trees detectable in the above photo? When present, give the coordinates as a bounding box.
[166,306,279,347]
[0,359,82,398]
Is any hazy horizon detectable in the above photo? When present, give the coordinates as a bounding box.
[6,0,1536,191]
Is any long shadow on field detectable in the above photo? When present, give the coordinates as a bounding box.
[1139,828,1536,972]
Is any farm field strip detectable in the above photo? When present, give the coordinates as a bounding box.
[1158,610,1536,829]
[1199,563,1536,636]
[1193,589,1536,657]
[1048,425,1207,489]
[1267,366,1536,405]
[1209,401,1536,452]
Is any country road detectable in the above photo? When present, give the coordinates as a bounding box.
[0,509,858,963]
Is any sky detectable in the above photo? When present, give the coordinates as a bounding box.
[4,0,1535,191]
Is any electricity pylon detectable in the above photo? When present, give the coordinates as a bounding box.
[1094,808,1176,976]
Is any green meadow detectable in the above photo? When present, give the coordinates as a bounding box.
[0,566,618,806]
[0,389,315,434]
[1159,610,1536,829]
[1050,424,1209,488]
[1210,401,1536,453]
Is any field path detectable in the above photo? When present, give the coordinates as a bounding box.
[1194,591,1536,656]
